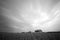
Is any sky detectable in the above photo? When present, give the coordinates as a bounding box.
[0,0,60,33]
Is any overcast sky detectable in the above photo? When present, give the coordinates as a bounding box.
[0,0,60,33]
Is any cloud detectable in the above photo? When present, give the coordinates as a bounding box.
[0,0,60,33]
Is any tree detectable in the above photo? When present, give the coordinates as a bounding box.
[35,29,42,33]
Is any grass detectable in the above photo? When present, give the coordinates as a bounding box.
[0,31,60,40]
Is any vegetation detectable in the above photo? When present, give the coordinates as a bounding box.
[0,31,60,40]
[34,29,43,33]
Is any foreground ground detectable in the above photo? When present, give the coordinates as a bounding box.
[0,31,60,40]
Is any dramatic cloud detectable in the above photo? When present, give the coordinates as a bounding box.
[0,0,60,33]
